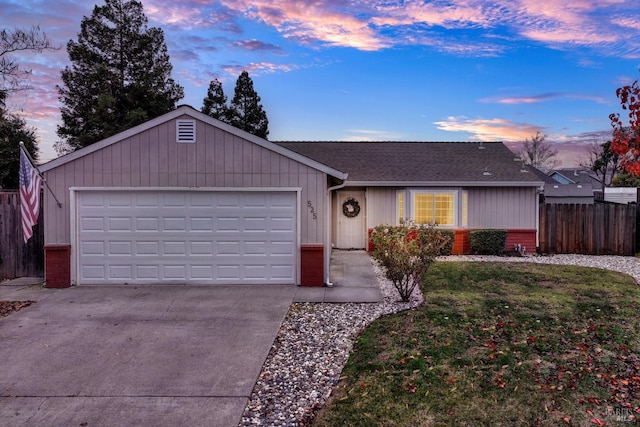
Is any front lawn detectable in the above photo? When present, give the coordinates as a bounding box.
[313,262,640,426]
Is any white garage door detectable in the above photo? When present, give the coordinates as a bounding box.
[75,190,297,285]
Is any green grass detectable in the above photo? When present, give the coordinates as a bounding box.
[312,262,640,426]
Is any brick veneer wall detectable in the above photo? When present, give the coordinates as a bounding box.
[301,244,324,287]
[44,244,71,288]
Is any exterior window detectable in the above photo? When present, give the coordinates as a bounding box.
[462,191,468,227]
[412,192,455,226]
[397,191,405,224]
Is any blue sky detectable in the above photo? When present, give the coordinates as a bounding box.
[3,0,640,166]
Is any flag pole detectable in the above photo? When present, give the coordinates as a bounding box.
[20,141,62,208]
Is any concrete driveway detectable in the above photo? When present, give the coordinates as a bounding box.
[0,285,295,426]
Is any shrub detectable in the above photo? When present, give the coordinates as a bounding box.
[469,229,507,255]
[439,230,455,256]
[370,221,448,302]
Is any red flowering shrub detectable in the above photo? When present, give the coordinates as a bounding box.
[370,221,447,302]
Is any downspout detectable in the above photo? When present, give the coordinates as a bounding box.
[325,178,348,287]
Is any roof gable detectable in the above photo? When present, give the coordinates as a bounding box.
[40,106,347,180]
[275,141,543,186]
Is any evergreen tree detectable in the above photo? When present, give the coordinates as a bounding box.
[201,78,228,121]
[227,71,269,139]
[56,0,184,153]
[0,112,38,188]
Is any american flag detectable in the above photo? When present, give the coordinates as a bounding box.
[19,148,42,243]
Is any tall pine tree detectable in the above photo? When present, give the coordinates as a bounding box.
[56,0,183,153]
[227,71,269,139]
[201,78,228,121]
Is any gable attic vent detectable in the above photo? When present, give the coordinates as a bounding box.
[176,119,196,143]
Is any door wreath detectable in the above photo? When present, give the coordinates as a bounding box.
[342,198,361,218]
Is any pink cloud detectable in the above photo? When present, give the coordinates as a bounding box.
[220,0,388,51]
[482,93,610,105]
[232,39,283,52]
[221,62,297,77]
[435,116,544,142]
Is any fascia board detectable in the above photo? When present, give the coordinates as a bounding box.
[344,180,545,187]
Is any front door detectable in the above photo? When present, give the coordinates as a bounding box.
[336,191,365,249]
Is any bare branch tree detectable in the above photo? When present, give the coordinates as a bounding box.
[0,25,56,103]
[516,132,559,172]
[579,140,622,190]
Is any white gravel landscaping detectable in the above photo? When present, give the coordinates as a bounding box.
[239,253,640,426]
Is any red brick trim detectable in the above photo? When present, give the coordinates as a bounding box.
[455,229,537,255]
[301,244,324,287]
[368,228,537,255]
[44,244,71,288]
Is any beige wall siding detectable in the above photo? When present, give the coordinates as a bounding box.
[365,187,397,227]
[43,115,326,245]
[467,187,538,229]
[343,186,539,233]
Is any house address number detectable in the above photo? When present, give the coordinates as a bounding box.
[307,201,317,220]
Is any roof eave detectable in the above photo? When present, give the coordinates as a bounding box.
[344,180,545,187]
[40,106,348,180]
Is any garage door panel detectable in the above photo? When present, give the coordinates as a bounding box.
[136,217,159,231]
[81,217,105,232]
[109,265,132,279]
[82,265,105,279]
[190,241,214,255]
[109,241,132,255]
[136,265,160,280]
[77,190,297,285]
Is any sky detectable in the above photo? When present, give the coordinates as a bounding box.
[3,0,640,167]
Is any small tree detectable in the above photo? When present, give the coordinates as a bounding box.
[611,172,640,187]
[0,112,38,188]
[201,78,228,120]
[228,70,269,139]
[580,140,622,190]
[610,77,640,175]
[370,221,447,302]
[516,132,559,172]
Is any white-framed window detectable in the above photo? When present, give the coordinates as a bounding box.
[396,190,406,224]
[461,191,468,227]
[410,190,456,227]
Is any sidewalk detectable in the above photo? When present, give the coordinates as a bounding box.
[293,249,382,303]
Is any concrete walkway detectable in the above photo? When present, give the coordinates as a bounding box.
[293,249,382,303]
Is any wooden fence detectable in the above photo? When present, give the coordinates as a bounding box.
[539,202,637,256]
[0,191,44,280]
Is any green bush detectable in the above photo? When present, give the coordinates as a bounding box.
[439,230,455,256]
[370,221,448,302]
[469,229,507,255]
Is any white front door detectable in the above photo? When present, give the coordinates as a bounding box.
[336,191,365,249]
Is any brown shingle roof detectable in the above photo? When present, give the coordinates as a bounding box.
[275,141,543,185]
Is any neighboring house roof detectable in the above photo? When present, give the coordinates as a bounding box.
[39,105,348,180]
[545,183,594,198]
[275,141,543,187]
[549,169,601,188]
[527,166,559,185]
